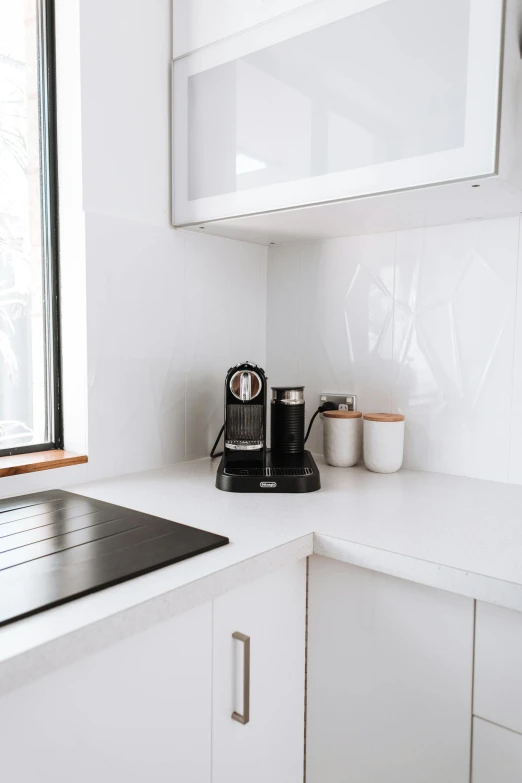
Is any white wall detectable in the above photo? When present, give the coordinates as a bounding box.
[267,216,522,484]
[0,0,266,498]
[85,223,266,480]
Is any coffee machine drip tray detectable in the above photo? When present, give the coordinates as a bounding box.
[216,450,320,493]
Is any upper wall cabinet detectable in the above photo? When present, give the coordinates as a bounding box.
[173,0,316,58]
[172,0,522,238]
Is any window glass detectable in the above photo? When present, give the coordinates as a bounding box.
[0,0,59,454]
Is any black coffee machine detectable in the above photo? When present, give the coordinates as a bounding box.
[215,361,320,493]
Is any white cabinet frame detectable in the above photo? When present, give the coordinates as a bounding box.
[172,0,503,227]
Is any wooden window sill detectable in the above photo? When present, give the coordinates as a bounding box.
[0,450,88,478]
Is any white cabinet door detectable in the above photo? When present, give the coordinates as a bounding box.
[173,0,315,58]
[173,0,502,226]
[474,601,522,735]
[306,556,474,783]
[472,717,522,783]
[212,560,306,783]
[0,603,213,783]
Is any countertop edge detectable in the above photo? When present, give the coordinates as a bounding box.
[314,533,522,613]
[0,534,313,699]
[4,517,522,697]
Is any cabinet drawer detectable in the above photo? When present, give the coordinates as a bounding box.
[472,717,522,783]
[474,602,522,734]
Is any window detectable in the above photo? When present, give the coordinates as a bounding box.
[0,0,61,456]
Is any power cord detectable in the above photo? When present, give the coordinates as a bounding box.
[304,401,336,444]
[210,424,225,459]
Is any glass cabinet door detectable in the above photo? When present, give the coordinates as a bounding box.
[172,0,503,226]
[173,0,316,58]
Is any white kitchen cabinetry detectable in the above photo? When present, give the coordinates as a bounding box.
[474,601,522,735]
[173,0,315,58]
[212,559,306,783]
[306,555,474,783]
[0,561,306,783]
[172,0,522,244]
[472,717,522,783]
[0,603,213,783]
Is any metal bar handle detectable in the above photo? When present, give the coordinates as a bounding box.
[232,631,250,725]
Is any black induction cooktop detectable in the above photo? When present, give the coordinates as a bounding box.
[0,489,229,627]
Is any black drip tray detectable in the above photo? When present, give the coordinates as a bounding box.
[216,450,321,493]
[0,490,229,627]
[227,465,313,477]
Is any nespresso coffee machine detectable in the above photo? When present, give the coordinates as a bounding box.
[215,361,320,493]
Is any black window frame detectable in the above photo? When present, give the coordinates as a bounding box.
[0,0,63,458]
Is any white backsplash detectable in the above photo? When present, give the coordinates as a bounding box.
[184,230,267,460]
[267,216,522,483]
[86,219,267,479]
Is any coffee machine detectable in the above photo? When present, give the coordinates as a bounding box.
[215,361,320,493]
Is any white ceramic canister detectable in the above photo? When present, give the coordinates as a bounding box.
[363,413,405,473]
[323,410,363,467]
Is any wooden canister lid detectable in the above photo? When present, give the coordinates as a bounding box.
[363,413,405,422]
[323,410,363,419]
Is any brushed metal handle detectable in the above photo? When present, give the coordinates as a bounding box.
[232,631,250,724]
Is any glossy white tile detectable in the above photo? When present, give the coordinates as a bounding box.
[82,219,268,479]
[299,235,395,453]
[266,245,300,389]
[185,231,267,460]
[267,216,522,483]
[393,218,519,481]
[85,213,187,480]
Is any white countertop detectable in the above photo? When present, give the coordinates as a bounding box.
[2,456,522,696]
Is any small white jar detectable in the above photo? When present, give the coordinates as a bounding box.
[363,413,405,473]
[323,411,362,467]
